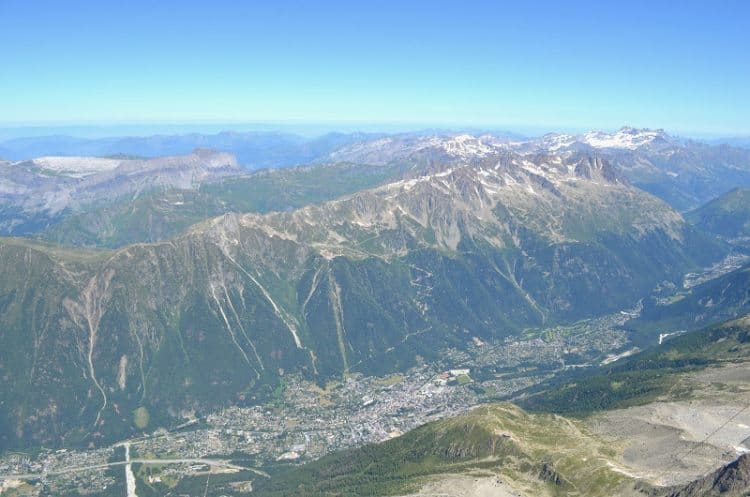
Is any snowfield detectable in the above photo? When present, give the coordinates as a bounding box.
[29,156,127,177]
[581,127,666,150]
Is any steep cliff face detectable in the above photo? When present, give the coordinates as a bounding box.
[0,147,725,448]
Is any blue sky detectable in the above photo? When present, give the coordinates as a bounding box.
[0,0,748,135]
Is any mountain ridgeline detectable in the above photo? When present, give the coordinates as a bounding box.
[328,128,750,211]
[0,130,385,167]
[0,139,725,449]
[39,161,404,248]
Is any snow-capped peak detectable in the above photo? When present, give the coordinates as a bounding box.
[436,134,497,157]
[580,127,669,150]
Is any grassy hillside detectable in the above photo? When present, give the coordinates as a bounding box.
[686,187,750,238]
[253,403,641,497]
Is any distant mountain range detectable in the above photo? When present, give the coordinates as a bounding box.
[2,127,750,212]
[3,127,750,243]
[708,136,750,149]
[0,131,385,168]
[0,135,725,449]
[326,127,750,211]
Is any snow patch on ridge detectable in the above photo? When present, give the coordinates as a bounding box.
[28,156,126,177]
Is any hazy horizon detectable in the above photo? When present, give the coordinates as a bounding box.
[0,121,745,143]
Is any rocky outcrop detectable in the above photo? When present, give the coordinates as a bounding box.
[666,454,750,497]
